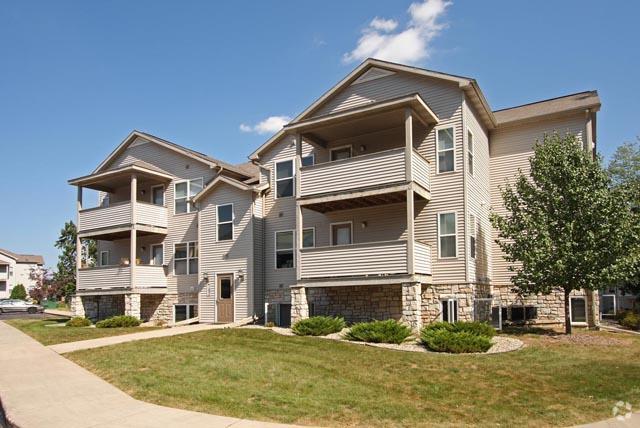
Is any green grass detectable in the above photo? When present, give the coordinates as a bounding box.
[6,318,160,346]
[65,328,640,427]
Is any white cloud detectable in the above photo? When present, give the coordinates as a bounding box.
[343,0,452,65]
[239,115,291,135]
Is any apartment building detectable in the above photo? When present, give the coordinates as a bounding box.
[0,249,44,299]
[69,59,600,329]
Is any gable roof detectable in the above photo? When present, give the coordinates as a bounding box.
[192,175,260,203]
[249,58,496,160]
[0,249,44,265]
[493,91,601,126]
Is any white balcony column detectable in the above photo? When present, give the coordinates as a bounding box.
[404,107,414,182]
[291,286,309,324]
[76,186,83,274]
[125,293,141,319]
[401,282,422,331]
[130,174,137,289]
[406,186,415,275]
[295,133,303,281]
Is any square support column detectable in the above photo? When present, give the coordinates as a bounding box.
[291,286,309,324]
[71,295,85,318]
[401,282,422,331]
[125,293,141,319]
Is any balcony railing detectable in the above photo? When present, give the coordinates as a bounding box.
[77,264,167,291]
[78,201,167,234]
[299,239,431,280]
[299,147,430,198]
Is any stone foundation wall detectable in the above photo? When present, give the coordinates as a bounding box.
[74,295,125,321]
[421,284,474,324]
[141,293,199,325]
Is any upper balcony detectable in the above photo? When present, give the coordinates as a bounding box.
[77,264,167,294]
[78,201,168,237]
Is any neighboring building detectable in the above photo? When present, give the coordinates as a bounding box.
[69,58,600,329]
[0,249,45,299]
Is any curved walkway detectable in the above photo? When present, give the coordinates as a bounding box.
[0,321,303,428]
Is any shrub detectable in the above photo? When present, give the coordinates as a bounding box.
[292,316,346,336]
[346,319,412,344]
[95,315,141,328]
[9,284,27,300]
[423,321,496,338]
[620,312,640,330]
[66,317,92,327]
[421,329,493,353]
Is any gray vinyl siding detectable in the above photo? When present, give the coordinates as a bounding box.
[198,183,254,322]
[489,113,586,285]
[252,193,265,315]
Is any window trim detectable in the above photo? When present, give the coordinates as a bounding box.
[99,250,110,266]
[173,178,203,214]
[274,230,295,270]
[330,145,353,162]
[301,153,315,167]
[274,158,295,199]
[570,296,588,325]
[216,203,234,241]
[173,241,198,275]
[467,128,474,177]
[150,184,165,206]
[437,211,458,259]
[441,298,458,323]
[436,126,456,174]
[150,243,164,266]
[173,303,198,323]
[469,213,476,259]
[302,227,316,248]
[330,221,353,246]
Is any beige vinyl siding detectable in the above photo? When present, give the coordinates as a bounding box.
[464,98,492,284]
[77,266,130,290]
[198,183,254,322]
[134,265,167,288]
[78,203,131,232]
[490,113,586,285]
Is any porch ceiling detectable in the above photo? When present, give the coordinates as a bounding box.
[300,187,428,213]
[69,163,173,192]
[79,226,166,241]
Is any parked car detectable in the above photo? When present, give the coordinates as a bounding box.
[0,299,44,314]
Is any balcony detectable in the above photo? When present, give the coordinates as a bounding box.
[77,201,168,237]
[299,239,431,280]
[77,264,167,293]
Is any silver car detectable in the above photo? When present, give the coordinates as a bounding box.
[0,299,44,314]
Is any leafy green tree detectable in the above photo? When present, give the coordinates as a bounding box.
[491,133,637,334]
[53,221,96,297]
[9,284,27,300]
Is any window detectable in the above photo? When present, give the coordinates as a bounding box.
[151,244,163,266]
[275,160,294,198]
[99,251,109,266]
[467,130,474,176]
[331,222,352,246]
[174,242,198,275]
[220,277,232,299]
[438,212,457,258]
[0,281,6,291]
[174,178,203,214]
[437,127,455,173]
[301,154,315,167]
[302,228,315,248]
[174,304,198,322]
[217,204,234,241]
[151,185,164,206]
[0,265,7,274]
[441,299,458,323]
[469,214,476,259]
[275,231,294,269]
[570,297,587,323]
[330,146,352,161]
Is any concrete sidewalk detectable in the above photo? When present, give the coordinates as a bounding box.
[0,321,301,428]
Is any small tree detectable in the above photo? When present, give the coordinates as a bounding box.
[491,133,637,334]
[28,267,62,303]
[9,284,27,300]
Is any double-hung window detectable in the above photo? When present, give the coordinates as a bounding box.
[275,231,294,269]
[467,130,474,176]
[437,127,455,173]
[275,160,294,198]
[174,242,198,275]
[174,178,203,214]
[217,204,234,241]
[441,299,458,323]
[0,265,6,274]
[438,212,457,258]
[174,304,198,322]
[469,214,477,259]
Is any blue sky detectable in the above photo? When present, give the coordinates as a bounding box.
[1,0,638,268]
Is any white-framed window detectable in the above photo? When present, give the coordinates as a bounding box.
[275,159,294,198]
[437,127,455,173]
[302,227,315,248]
[570,297,587,324]
[441,299,458,323]
[217,203,234,241]
[99,251,109,266]
[174,178,203,214]
[174,242,198,275]
[301,154,315,167]
[469,214,476,259]
[467,129,474,176]
[330,145,352,161]
[275,230,294,269]
[150,244,164,266]
[0,281,6,292]
[438,212,457,258]
[330,221,353,246]
[174,304,198,322]
[0,265,7,274]
[151,185,165,206]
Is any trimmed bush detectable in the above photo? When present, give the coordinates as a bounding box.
[424,321,496,338]
[95,315,141,328]
[620,312,640,330]
[292,316,346,336]
[346,319,412,344]
[66,317,92,327]
[9,284,27,300]
[421,329,493,353]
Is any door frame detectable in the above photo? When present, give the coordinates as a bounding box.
[215,273,235,323]
[150,243,164,266]
[150,184,165,206]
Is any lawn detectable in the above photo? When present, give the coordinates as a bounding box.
[65,328,640,427]
[5,318,161,346]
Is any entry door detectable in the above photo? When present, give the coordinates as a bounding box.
[216,275,234,323]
